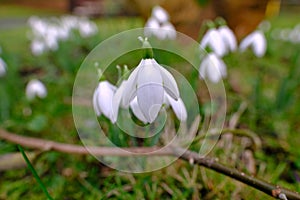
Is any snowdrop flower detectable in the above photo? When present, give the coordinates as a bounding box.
[31,40,46,56]
[160,22,176,40]
[44,26,59,50]
[145,20,176,40]
[199,53,227,83]
[28,16,48,36]
[289,29,300,43]
[200,28,227,57]
[122,58,180,123]
[0,57,7,77]
[218,25,237,52]
[61,16,79,30]
[144,6,176,40]
[239,30,267,57]
[26,79,47,100]
[152,6,169,23]
[93,81,117,123]
[78,19,98,38]
[258,20,271,32]
[56,27,70,41]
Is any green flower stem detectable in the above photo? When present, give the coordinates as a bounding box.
[18,145,54,200]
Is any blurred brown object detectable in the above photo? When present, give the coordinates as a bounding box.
[213,0,269,40]
[128,0,275,40]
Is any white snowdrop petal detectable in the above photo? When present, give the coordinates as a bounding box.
[152,6,169,23]
[92,87,101,116]
[200,29,226,57]
[0,58,7,77]
[239,30,266,57]
[26,79,47,100]
[137,84,164,123]
[158,63,179,100]
[122,61,142,106]
[199,53,226,83]
[166,94,187,121]
[137,59,164,123]
[219,26,237,52]
[199,58,208,80]
[239,34,253,52]
[31,40,45,56]
[253,32,267,57]
[207,61,222,83]
[130,97,148,123]
[161,22,176,40]
[97,81,116,122]
[144,17,160,37]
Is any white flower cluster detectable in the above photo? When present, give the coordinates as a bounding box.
[93,59,187,124]
[199,23,237,83]
[28,16,98,56]
[144,6,176,40]
[271,24,300,43]
[0,47,7,77]
[199,20,267,83]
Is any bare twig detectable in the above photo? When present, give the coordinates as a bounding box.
[0,129,299,199]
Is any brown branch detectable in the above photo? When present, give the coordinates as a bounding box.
[0,129,299,199]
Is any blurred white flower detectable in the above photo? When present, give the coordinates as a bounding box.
[199,53,227,83]
[28,15,98,55]
[200,28,227,57]
[28,16,48,36]
[160,22,176,40]
[258,20,271,32]
[218,25,237,52]
[31,40,46,56]
[78,19,98,38]
[26,79,47,100]
[122,58,180,123]
[44,26,59,50]
[152,6,169,23]
[61,16,78,30]
[289,29,300,43]
[144,6,176,40]
[0,57,7,77]
[239,30,267,57]
[93,81,117,123]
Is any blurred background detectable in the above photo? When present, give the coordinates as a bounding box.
[0,0,300,199]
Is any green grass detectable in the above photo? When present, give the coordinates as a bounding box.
[0,4,62,19]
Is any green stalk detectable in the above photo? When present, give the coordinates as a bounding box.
[18,145,54,200]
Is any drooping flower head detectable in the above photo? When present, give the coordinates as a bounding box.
[0,57,7,77]
[239,30,267,58]
[152,6,169,23]
[144,6,176,40]
[200,28,227,57]
[93,81,117,123]
[116,37,183,123]
[199,53,227,83]
[215,17,237,53]
[25,79,47,100]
